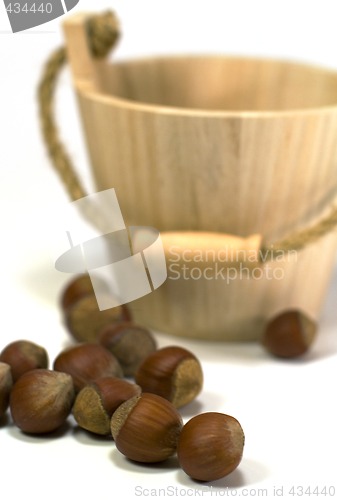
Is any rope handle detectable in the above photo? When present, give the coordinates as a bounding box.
[37,10,337,262]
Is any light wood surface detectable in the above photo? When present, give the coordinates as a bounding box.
[63,13,100,91]
[63,15,337,341]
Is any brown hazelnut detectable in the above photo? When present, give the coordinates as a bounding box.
[64,293,131,343]
[98,322,157,377]
[53,343,123,392]
[73,377,141,435]
[262,309,317,358]
[10,369,75,434]
[60,273,109,311]
[0,362,13,418]
[0,340,49,382]
[111,392,183,463]
[177,412,245,481]
[135,346,203,408]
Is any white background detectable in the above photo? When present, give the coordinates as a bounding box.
[1,1,337,499]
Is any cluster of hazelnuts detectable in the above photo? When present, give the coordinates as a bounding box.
[0,274,246,483]
[0,274,318,482]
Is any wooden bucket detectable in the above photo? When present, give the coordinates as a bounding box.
[50,13,337,340]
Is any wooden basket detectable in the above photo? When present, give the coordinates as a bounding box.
[47,13,337,340]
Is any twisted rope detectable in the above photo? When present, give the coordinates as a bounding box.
[261,206,337,260]
[37,11,119,233]
[37,10,337,261]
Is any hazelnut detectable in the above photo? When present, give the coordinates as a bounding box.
[64,293,130,343]
[177,412,245,481]
[262,309,317,358]
[98,322,157,377]
[111,392,183,463]
[135,346,203,408]
[53,343,123,392]
[73,377,141,435]
[0,362,13,418]
[60,273,109,311]
[0,340,49,382]
[10,369,75,434]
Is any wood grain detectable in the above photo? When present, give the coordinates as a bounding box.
[63,15,337,340]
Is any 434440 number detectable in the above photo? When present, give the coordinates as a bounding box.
[6,3,53,14]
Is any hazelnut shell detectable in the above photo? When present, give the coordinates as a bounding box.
[73,377,141,435]
[262,310,317,358]
[0,340,48,382]
[53,343,123,392]
[98,322,157,376]
[64,293,130,343]
[0,362,13,418]
[135,346,203,408]
[60,273,109,311]
[177,412,245,481]
[111,392,183,463]
[10,369,75,434]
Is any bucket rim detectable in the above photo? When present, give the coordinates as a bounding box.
[78,54,337,118]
